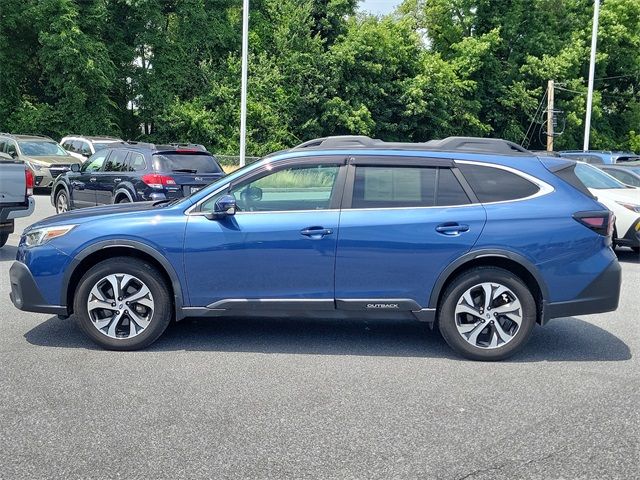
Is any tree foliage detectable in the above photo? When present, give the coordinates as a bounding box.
[0,0,638,155]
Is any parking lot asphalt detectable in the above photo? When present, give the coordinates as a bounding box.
[0,194,638,479]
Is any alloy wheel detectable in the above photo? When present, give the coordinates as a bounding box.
[56,193,68,213]
[454,282,523,349]
[86,274,155,339]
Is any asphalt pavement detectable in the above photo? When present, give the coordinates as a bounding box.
[1,194,638,479]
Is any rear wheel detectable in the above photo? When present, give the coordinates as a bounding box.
[55,189,69,214]
[117,196,131,204]
[632,247,639,255]
[73,257,172,350]
[438,267,536,361]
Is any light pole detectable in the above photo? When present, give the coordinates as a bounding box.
[239,0,249,167]
[583,0,600,151]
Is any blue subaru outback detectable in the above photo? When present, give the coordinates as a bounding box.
[9,136,621,360]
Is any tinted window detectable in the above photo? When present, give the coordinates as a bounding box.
[458,164,539,202]
[574,163,626,189]
[79,141,92,156]
[202,164,339,212]
[104,149,128,172]
[18,141,67,156]
[81,151,109,173]
[61,140,72,151]
[153,153,222,174]
[127,152,146,171]
[437,168,470,206]
[71,140,83,153]
[352,166,437,208]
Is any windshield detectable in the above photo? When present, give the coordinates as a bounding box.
[574,163,627,189]
[19,141,68,157]
[153,153,222,174]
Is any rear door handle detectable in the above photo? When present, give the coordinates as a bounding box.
[300,226,334,239]
[89,177,96,182]
[114,178,121,183]
[436,223,470,235]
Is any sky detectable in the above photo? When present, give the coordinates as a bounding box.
[360,0,402,15]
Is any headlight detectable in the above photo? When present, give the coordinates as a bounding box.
[24,225,76,247]
[616,201,640,213]
[26,161,45,171]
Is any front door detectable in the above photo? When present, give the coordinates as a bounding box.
[71,150,110,208]
[183,159,346,308]
[335,158,487,311]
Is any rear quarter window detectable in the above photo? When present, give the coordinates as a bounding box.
[457,163,539,203]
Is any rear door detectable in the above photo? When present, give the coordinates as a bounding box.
[96,149,129,204]
[334,156,486,312]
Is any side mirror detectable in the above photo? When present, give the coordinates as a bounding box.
[70,163,81,173]
[207,194,237,219]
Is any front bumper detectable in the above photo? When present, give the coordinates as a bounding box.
[543,258,621,322]
[9,261,68,315]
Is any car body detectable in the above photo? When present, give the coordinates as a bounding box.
[50,143,225,213]
[560,150,639,165]
[0,133,77,189]
[573,162,640,252]
[598,164,640,188]
[60,135,124,161]
[11,136,621,360]
[0,153,34,247]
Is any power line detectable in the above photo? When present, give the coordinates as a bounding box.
[521,87,548,148]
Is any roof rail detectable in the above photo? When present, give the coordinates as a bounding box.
[293,136,383,150]
[291,135,532,156]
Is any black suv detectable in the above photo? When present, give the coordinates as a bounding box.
[51,143,224,213]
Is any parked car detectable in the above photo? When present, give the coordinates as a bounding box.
[51,143,224,213]
[0,152,34,247]
[573,162,640,253]
[11,136,621,360]
[597,164,640,188]
[559,150,639,164]
[0,133,76,189]
[60,135,124,161]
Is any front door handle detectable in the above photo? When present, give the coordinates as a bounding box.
[300,226,333,239]
[436,223,470,235]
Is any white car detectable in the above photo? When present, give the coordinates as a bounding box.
[60,135,123,161]
[574,162,640,253]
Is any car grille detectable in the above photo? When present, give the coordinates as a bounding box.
[49,165,71,178]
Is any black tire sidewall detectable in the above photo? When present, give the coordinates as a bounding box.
[438,267,536,361]
[0,232,8,248]
[55,190,68,213]
[73,257,172,350]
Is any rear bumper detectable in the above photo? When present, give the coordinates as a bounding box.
[0,197,35,222]
[9,261,68,315]
[543,258,621,322]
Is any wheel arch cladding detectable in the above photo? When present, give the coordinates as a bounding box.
[63,242,183,319]
[429,252,546,325]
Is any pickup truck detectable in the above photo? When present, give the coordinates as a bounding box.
[0,152,35,247]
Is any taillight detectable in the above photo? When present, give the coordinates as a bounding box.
[141,173,176,188]
[25,168,34,197]
[573,211,614,237]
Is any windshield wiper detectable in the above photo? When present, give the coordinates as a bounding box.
[172,168,197,173]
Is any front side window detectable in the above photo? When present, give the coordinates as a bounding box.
[202,164,340,213]
[458,164,540,202]
[82,151,109,173]
[18,141,67,157]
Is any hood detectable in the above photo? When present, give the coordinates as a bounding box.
[589,187,640,204]
[26,201,166,231]
[25,155,75,165]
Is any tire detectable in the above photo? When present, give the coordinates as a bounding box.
[632,247,639,255]
[55,189,70,214]
[438,267,537,361]
[117,196,131,204]
[73,257,173,350]
[0,232,8,248]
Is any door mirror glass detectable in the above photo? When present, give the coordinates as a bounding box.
[209,194,237,219]
[70,163,81,173]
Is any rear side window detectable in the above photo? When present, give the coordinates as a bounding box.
[153,153,222,174]
[351,166,469,208]
[457,164,539,203]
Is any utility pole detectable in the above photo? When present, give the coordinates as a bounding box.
[584,0,600,151]
[239,0,250,167]
[547,80,554,152]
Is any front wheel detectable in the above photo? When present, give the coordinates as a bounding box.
[438,267,536,361]
[55,189,70,214]
[73,257,173,350]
